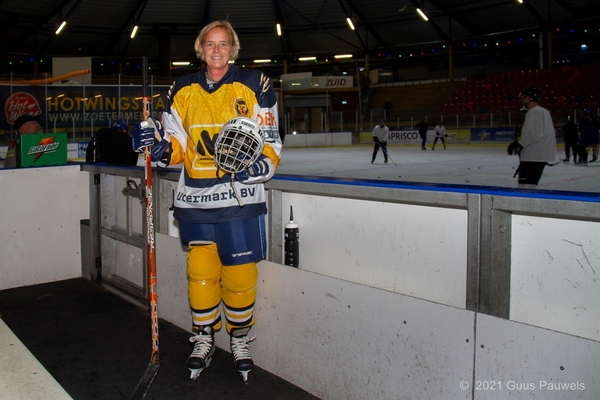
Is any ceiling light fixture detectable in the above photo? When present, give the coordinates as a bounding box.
[299,56,316,61]
[276,23,282,36]
[335,54,353,59]
[55,21,67,34]
[254,59,272,63]
[416,8,428,21]
[346,18,355,30]
[130,26,138,39]
[172,61,190,66]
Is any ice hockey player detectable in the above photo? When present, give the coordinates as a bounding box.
[132,20,282,383]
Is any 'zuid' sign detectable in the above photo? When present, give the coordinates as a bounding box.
[316,77,353,88]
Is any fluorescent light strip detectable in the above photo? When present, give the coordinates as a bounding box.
[172,61,190,66]
[417,8,428,21]
[335,54,353,59]
[346,18,355,30]
[254,59,272,63]
[299,57,316,61]
[130,26,138,39]
[276,23,282,36]
[55,21,66,35]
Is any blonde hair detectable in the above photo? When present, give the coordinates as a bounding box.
[194,21,240,62]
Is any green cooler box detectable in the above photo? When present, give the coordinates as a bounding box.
[16,132,68,167]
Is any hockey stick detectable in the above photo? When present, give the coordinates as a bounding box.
[129,56,160,400]
[381,144,397,165]
[387,153,397,165]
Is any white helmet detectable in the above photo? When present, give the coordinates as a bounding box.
[214,117,265,173]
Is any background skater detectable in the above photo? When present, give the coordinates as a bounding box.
[371,119,390,163]
[416,117,429,150]
[508,86,557,188]
[561,116,578,163]
[432,121,447,150]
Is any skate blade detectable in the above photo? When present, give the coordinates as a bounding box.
[189,357,212,380]
[239,369,250,384]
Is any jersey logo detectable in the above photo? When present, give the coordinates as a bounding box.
[260,73,271,94]
[195,130,217,156]
[234,98,249,117]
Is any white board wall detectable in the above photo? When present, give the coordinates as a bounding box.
[0,166,89,290]
[511,215,600,342]
[282,192,468,308]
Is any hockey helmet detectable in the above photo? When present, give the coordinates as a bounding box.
[214,117,265,174]
[519,86,543,102]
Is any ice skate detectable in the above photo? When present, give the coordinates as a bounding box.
[187,326,215,380]
[230,327,256,383]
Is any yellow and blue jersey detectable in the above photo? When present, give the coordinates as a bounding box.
[162,66,282,224]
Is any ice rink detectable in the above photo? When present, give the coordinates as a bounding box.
[276,143,600,194]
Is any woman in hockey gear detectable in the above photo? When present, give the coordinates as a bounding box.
[514,86,557,188]
[132,20,282,383]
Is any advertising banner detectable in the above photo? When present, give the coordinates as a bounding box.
[1,85,168,136]
[471,127,517,142]
[360,129,471,145]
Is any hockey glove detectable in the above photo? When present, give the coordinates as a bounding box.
[507,140,523,156]
[235,155,275,185]
[132,116,172,167]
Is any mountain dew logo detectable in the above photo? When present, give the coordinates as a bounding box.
[27,136,61,162]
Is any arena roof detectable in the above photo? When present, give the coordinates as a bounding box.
[1,0,598,77]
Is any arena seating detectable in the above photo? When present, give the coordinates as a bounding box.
[437,63,600,119]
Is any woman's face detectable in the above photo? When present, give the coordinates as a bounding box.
[203,27,233,72]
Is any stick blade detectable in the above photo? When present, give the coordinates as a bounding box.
[129,363,159,400]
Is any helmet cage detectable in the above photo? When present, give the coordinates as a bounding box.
[214,117,265,174]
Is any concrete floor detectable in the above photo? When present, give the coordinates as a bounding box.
[276,144,600,194]
[0,278,320,400]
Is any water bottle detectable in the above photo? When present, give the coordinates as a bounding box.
[284,205,299,267]
[91,135,100,162]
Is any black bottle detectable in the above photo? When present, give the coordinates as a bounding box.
[284,205,299,267]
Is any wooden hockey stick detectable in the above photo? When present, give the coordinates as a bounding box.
[129,56,160,400]
[386,153,397,165]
